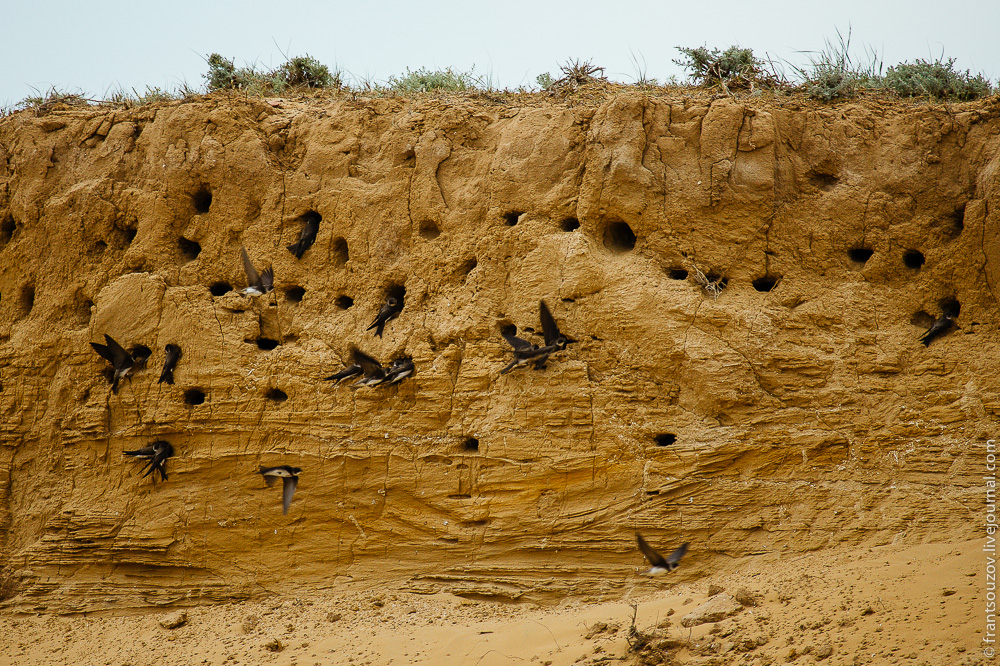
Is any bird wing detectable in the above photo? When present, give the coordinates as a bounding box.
[502,333,534,351]
[123,446,155,457]
[160,345,180,383]
[259,466,279,487]
[325,364,361,382]
[103,334,132,368]
[665,542,689,567]
[636,533,667,568]
[368,302,392,330]
[539,300,561,346]
[90,342,115,364]
[260,266,274,292]
[352,349,385,377]
[281,475,298,515]
[919,315,952,345]
[241,246,261,288]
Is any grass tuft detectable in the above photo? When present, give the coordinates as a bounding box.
[791,28,882,101]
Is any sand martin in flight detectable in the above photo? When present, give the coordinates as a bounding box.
[636,534,689,576]
[259,465,301,515]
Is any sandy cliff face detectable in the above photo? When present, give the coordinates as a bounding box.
[0,90,998,612]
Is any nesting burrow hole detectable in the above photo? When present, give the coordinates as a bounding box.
[500,323,517,337]
[254,337,280,351]
[503,211,522,226]
[603,220,636,253]
[560,217,580,232]
[332,237,349,266]
[752,276,779,292]
[72,296,94,327]
[192,186,212,214]
[946,204,966,239]
[184,388,206,405]
[808,171,839,192]
[903,250,925,269]
[116,222,138,246]
[265,388,288,402]
[910,310,936,328]
[705,272,729,290]
[848,248,874,264]
[209,282,233,297]
[459,257,477,278]
[284,286,305,303]
[335,295,354,310]
[654,433,677,447]
[178,237,201,262]
[0,214,15,248]
[384,284,406,307]
[668,268,689,280]
[419,220,441,240]
[20,284,35,316]
[463,437,480,452]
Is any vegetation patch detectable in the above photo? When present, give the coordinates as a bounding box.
[883,58,992,100]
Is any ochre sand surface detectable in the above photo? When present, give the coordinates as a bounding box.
[0,538,989,665]
[2,91,999,609]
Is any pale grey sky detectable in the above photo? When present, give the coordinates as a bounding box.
[3,0,998,106]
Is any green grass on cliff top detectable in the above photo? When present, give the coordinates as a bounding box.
[5,39,996,117]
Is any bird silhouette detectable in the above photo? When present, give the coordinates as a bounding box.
[636,534,689,576]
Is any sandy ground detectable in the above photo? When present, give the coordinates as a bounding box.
[0,539,992,666]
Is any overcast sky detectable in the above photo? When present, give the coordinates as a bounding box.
[4,0,998,107]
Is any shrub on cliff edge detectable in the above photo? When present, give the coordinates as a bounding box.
[674,45,773,90]
[385,67,480,92]
[203,53,339,94]
[883,58,992,100]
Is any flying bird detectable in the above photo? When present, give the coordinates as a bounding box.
[350,349,388,388]
[636,534,689,576]
[499,333,545,375]
[259,465,302,515]
[919,300,960,347]
[534,299,577,369]
[367,296,403,338]
[240,246,274,295]
[539,300,574,347]
[159,344,182,385]
[124,440,174,483]
[325,363,362,385]
[287,211,320,259]
[90,334,135,394]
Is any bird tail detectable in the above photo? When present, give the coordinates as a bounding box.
[158,369,174,384]
[287,241,305,259]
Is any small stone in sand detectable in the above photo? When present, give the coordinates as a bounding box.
[681,594,742,628]
[158,611,187,630]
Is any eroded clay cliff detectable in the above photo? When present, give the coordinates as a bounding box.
[1,89,998,612]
